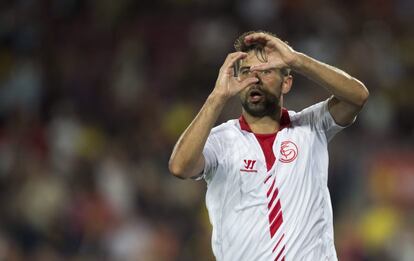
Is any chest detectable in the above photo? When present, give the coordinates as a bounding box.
[223,128,317,194]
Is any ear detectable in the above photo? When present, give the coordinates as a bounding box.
[281,75,293,95]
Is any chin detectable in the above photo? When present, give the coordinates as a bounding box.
[245,104,268,117]
[243,100,280,118]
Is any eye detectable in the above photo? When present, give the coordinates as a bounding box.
[262,69,272,75]
[240,69,250,75]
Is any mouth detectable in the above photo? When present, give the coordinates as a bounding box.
[248,87,264,103]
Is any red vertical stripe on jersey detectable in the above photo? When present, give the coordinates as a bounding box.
[267,179,275,197]
[272,234,285,253]
[268,188,279,209]
[275,246,285,261]
[254,133,276,171]
[263,176,286,258]
[269,200,281,224]
[270,209,283,238]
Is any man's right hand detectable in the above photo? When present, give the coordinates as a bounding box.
[212,52,259,101]
[169,53,258,179]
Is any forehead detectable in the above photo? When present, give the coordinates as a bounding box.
[240,51,265,67]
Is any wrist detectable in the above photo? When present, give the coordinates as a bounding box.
[208,91,229,105]
[209,90,230,103]
[289,52,305,71]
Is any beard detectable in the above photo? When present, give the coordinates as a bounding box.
[241,85,280,118]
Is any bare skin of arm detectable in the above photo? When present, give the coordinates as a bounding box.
[169,52,259,179]
[245,33,369,126]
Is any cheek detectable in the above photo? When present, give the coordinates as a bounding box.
[264,79,283,94]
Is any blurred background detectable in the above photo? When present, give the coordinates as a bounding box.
[0,0,413,260]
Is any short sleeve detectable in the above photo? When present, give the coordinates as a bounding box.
[194,133,222,182]
[293,99,356,142]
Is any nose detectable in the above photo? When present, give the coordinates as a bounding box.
[251,71,262,82]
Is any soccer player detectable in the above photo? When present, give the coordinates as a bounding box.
[169,31,369,260]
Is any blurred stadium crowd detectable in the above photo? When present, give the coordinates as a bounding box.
[0,0,413,260]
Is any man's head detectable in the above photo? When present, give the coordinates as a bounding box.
[234,31,292,118]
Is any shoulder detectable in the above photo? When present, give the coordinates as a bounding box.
[288,100,329,126]
[210,119,240,137]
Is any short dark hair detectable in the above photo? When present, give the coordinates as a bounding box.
[234,30,291,76]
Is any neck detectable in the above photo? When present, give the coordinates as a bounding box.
[242,109,281,134]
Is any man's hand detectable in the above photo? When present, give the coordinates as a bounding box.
[212,52,259,100]
[244,33,298,71]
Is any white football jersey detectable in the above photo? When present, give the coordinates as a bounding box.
[200,99,352,261]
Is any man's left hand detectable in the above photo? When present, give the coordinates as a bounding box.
[244,32,299,71]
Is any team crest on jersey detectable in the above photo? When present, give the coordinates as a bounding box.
[279,141,298,163]
[240,159,258,173]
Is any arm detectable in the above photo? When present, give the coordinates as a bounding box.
[245,33,369,126]
[290,53,369,126]
[169,52,258,179]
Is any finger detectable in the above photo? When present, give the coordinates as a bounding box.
[224,52,247,68]
[244,33,282,50]
[222,52,247,75]
[237,77,259,91]
[250,63,277,71]
[244,33,273,45]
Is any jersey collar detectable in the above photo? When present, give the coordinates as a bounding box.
[238,108,291,133]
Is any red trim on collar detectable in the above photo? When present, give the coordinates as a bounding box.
[238,108,291,133]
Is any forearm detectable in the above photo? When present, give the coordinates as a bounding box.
[292,52,369,106]
[169,93,226,178]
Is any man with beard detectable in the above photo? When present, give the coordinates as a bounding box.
[169,31,369,260]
